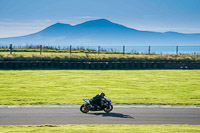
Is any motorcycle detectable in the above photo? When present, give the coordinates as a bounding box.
[80,97,113,113]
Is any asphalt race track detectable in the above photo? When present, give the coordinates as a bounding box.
[0,106,200,125]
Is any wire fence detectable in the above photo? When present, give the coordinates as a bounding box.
[0,44,200,55]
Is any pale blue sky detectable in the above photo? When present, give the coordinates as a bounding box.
[0,0,200,37]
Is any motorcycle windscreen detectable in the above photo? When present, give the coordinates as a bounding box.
[106,98,112,103]
[106,98,111,102]
[83,98,90,104]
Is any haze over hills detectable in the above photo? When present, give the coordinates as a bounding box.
[0,19,200,46]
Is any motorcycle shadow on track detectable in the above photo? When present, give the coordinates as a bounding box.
[88,112,134,119]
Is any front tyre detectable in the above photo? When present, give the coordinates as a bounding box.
[104,105,113,113]
[80,104,89,113]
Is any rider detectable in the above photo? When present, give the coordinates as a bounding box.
[90,93,105,110]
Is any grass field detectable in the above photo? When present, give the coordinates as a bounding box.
[1,52,200,61]
[0,70,199,105]
[0,125,200,133]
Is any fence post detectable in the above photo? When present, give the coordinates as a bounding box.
[98,46,100,55]
[9,44,12,54]
[40,45,42,55]
[148,46,151,54]
[70,45,72,55]
[176,46,179,55]
[123,45,125,55]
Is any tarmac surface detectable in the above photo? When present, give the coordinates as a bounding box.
[0,105,200,125]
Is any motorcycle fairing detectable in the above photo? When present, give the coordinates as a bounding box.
[83,98,90,104]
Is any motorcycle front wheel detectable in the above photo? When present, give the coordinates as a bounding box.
[80,104,89,113]
[104,105,113,113]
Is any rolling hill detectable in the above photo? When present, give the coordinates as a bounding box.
[0,19,200,46]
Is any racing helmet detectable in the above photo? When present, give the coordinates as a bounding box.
[100,92,105,97]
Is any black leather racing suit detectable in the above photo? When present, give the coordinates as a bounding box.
[90,94,103,109]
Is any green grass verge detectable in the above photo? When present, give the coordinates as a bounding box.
[1,52,200,61]
[0,47,121,54]
[0,125,200,133]
[0,70,200,105]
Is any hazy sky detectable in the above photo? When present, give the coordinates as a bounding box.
[0,0,200,38]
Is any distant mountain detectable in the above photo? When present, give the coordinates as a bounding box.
[0,19,200,46]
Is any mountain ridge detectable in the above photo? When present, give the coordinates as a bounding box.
[0,19,200,46]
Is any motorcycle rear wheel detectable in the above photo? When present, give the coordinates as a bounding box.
[104,105,113,113]
[80,104,89,113]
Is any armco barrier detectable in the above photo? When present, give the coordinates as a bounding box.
[0,61,199,69]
